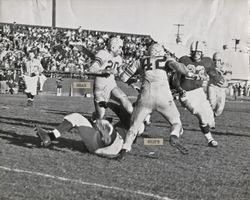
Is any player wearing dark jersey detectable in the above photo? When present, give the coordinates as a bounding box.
[173,41,220,147]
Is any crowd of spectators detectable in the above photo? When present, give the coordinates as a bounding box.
[228,83,250,99]
[0,23,155,74]
[0,22,157,93]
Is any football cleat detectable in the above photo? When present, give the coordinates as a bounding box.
[35,126,52,147]
[26,100,33,106]
[169,135,189,154]
[208,140,218,147]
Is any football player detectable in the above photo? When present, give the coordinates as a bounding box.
[173,41,221,147]
[22,50,44,106]
[35,101,145,158]
[207,52,231,117]
[117,43,197,158]
[35,112,123,158]
[88,37,133,120]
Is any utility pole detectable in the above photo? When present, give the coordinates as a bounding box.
[232,38,240,52]
[52,0,56,28]
[174,24,184,44]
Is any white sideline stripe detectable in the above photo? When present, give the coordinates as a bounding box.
[0,165,171,200]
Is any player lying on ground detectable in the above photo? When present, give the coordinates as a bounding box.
[116,43,198,159]
[35,113,124,158]
[35,100,185,158]
[35,102,145,158]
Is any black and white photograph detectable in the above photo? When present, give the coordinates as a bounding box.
[0,0,249,199]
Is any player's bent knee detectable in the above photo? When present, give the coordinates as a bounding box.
[120,96,133,113]
[64,113,92,127]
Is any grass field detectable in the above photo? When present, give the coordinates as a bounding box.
[0,92,250,200]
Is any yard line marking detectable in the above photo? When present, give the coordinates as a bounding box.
[0,165,172,200]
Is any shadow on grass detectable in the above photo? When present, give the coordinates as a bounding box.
[0,129,89,153]
[39,109,95,122]
[0,116,59,128]
[154,120,250,138]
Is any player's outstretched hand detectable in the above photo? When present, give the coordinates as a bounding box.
[169,135,189,154]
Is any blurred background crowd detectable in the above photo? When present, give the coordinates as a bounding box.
[0,22,156,93]
[0,22,249,98]
[0,23,155,74]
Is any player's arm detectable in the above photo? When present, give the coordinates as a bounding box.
[206,66,226,87]
[88,61,103,73]
[69,42,95,59]
[119,60,140,83]
[172,72,186,97]
[166,60,197,79]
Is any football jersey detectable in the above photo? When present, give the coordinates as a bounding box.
[178,56,214,91]
[132,56,173,84]
[25,58,44,76]
[92,50,123,87]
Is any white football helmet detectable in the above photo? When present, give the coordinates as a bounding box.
[190,41,206,53]
[148,43,165,56]
[109,37,123,56]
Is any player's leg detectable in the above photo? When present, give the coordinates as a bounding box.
[196,94,218,147]
[214,87,226,117]
[36,113,92,147]
[38,74,47,91]
[122,105,151,152]
[207,85,217,112]
[181,88,217,147]
[157,100,183,138]
[157,93,188,154]
[111,87,133,114]
[24,75,39,106]
[93,100,106,119]
[106,101,131,129]
[93,85,111,120]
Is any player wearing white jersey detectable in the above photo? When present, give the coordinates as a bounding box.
[117,43,197,158]
[207,52,231,117]
[22,50,44,106]
[88,37,133,120]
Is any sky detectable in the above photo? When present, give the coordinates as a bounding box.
[0,0,249,79]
